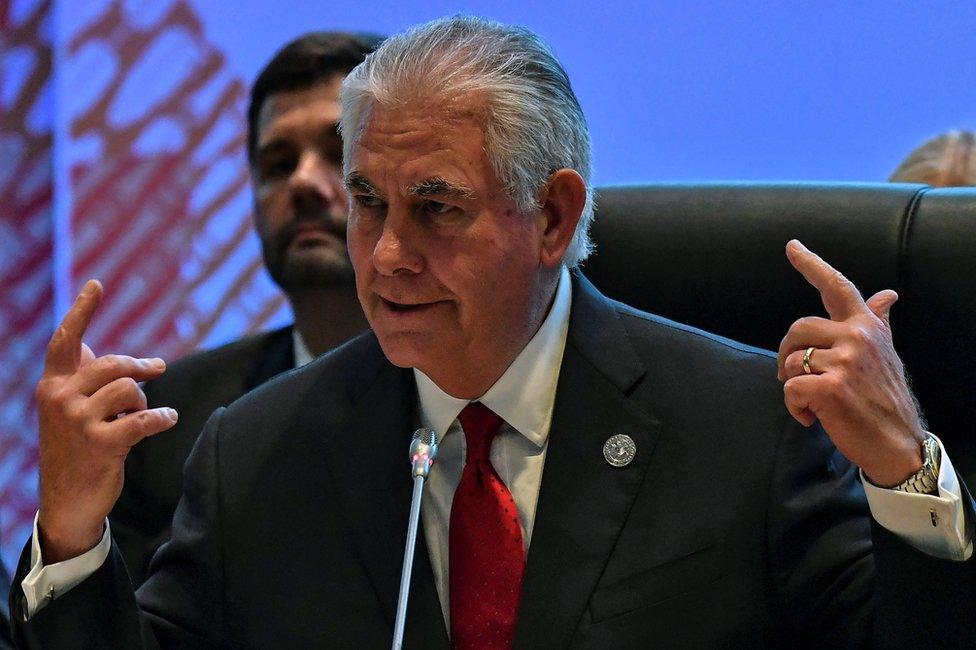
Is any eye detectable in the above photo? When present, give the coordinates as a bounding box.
[260,153,297,180]
[422,200,453,215]
[354,194,384,208]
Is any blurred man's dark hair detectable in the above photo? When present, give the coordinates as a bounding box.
[247,31,385,163]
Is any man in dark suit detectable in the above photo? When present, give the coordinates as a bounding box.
[108,31,378,585]
[12,16,975,648]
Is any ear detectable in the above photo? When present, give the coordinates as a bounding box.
[536,168,586,268]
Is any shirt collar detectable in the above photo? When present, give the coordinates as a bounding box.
[414,266,572,448]
[292,329,314,368]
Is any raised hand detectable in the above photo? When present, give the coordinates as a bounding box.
[777,240,925,487]
[36,280,178,563]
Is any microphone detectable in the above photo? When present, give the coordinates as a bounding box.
[392,428,439,650]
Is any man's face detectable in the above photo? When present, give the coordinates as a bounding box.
[252,76,354,290]
[345,99,552,394]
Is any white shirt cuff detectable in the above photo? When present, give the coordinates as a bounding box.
[862,434,973,561]
[20,513,112,619]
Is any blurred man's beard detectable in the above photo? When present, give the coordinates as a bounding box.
[265,247,356,291]
[261,216,355,291]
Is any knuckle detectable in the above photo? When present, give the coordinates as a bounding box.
[81,420,103,443]
[850,325,875,345]
[48,325,68,346]
[821,373,844,398]
[35,378,58,402]
[63,399,88,424]
[96,354,125,371]
[829,270,852,290]
[796,316,818,331]
[117,376,140,394]
[836,348,856,367]
[134,389,148,411]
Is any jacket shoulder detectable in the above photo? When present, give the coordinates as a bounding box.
[614,300,775,364]
[226,329,387,420]
[603,298,786,425]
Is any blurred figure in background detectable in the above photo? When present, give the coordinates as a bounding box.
[109,31,382,585]
[889,129,976,186]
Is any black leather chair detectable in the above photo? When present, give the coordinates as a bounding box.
[586,182,975,485]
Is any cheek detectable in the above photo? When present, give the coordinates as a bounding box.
[346,219,376,274]
[255,186,287,226]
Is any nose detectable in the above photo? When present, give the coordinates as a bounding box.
[372,209,424,277]
[289,151,343,215]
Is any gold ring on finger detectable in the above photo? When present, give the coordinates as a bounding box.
[802,346,816,374]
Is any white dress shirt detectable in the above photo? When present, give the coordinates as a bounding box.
[21,267,973,619]
[416,265,573,628]
[292,328,314,368]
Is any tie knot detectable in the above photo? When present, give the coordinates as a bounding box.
[458,402,503,462]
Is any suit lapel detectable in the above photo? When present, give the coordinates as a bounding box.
[515,274,661,648]
[317,335,449,649]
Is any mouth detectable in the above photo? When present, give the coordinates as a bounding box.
[379,297,445,315]
[292,229,337,245]
[288,226,344,251]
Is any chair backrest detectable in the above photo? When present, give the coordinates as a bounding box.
[585,182,976,483]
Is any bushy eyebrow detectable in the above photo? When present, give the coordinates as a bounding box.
[256,139,291,160]
[344,171,379,196]
[408,177,476,201]
[344,172,476,202]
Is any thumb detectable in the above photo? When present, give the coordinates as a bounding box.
[866,289,898,326]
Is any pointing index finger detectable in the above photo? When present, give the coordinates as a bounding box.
[45,280,103,375]
[786,240,865,321]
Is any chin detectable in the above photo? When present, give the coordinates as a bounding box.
[373,330,433,369]
[276,258,355,289]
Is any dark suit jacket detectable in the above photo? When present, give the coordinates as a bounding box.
[0,563,12,649]
[109,326,294,585]
[11,274,976,648]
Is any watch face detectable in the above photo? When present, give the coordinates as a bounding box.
[923,437,940,474]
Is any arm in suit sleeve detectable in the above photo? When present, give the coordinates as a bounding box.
[110,386,182,589]
[11,407,230,648]
[110,449,169,587]
[765,414,976,648]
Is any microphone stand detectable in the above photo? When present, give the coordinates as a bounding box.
[392,429,438,650]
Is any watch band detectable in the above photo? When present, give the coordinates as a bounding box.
[893,435,941,495]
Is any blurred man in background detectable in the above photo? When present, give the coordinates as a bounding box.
[890,129,976,186]
[108,31,381,584]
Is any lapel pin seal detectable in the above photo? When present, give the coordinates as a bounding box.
[603,434,636,467]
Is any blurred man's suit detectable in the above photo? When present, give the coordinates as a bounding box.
[12,275,976,648]
[109,326,294,584]
[0,563,13,649]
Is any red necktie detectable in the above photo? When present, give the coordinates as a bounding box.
[449,402,525,649]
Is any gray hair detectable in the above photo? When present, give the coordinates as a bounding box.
[889,130,976,187]
[339,15,595,267]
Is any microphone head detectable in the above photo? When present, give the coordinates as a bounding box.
[409,428,438,477]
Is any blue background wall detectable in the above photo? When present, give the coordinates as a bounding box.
[191,0,976,183]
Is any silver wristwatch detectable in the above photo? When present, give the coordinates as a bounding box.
[893,435,941,495]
